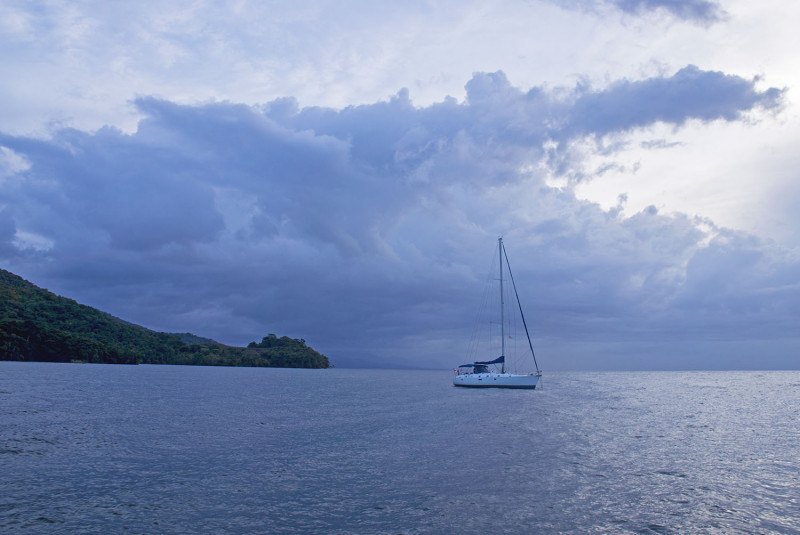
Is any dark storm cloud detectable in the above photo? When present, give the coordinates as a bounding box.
[0,66,793,369]
[0,208,15,255]
[0,125,224,252]
[567,66,783,137]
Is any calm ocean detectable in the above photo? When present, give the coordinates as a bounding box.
[2,362,799,534]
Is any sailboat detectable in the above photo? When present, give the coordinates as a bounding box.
[453,238,542,389]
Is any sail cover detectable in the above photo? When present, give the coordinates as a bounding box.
[474,356,505,365]
[459,356,504,368]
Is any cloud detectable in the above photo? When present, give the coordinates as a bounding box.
[0,67,795,369]
[552,0,724,24]
[566,65,783,137]
[0,209,15,256]
[674,230,800,334]
[608,0,724,23]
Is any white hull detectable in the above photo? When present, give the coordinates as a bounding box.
[453,372,539,389]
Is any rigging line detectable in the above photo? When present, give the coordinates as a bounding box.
[501,241,541,374]
[465,244,499,362]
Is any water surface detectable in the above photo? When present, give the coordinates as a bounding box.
[2,363,799,533]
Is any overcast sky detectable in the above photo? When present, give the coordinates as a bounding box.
[1,0,798,369]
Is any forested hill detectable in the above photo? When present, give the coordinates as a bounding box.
[0,269,329,368]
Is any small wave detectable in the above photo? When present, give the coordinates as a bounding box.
[654,469,687,478]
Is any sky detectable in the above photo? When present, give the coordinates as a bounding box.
[1,0,799,370]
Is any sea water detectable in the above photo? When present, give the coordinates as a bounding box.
[1,362,799,534]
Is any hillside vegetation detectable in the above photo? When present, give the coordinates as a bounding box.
[0,269,329,368]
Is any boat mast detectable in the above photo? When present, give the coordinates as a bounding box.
[499,237,505,373]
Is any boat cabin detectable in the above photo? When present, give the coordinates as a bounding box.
[456,363,490,374]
